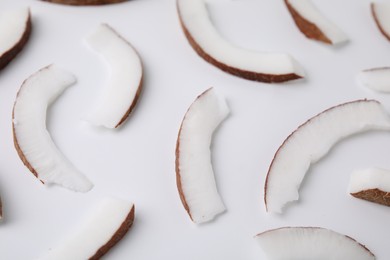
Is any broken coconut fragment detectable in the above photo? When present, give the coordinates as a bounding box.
[39,198,135,260]
[357,67,390,93]
[13,65,93,192]
[0,7,31,70]
[265,100,390,213]
[84,24,143,128]
[371,2,390,42]
[40,0,127,6]
[349,168,390,206]
[177,0,305,83]
[285,0,348,45]
[175,87,229,223]
[255,227,375,260]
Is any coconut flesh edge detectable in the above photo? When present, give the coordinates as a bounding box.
[38,198,134,260]
[373,3,390,38]
[266,100,390,213]
[255,227,375,260]
[13,65,93,192]
[177,0,305,77]
[357,68,390,92]
[84,24,142,128]
[287,0,348,44]
[178,88,229,223]
[0,8,29,56]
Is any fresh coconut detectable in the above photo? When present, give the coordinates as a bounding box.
[357,67,390,92]
[371,2,390,42]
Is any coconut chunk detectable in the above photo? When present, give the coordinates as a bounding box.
[39,198,135,260]
[349,168,390,206]
[371,2,390,42]
[255,227,375,260]
[0,7,31,70]
[265,100,390,213]
[40,0,127,6]
[357,67,390,93]
[177,0,305,83]
[176,87,229,223]
[285,0,348,45]
[84,24,143,129]
[13,65,93,192]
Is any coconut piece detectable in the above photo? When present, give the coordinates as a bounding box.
[84,24,143,128]
[285,0,348,45]
[255,227,375,260]
[177,0,305,83]
[39,198,135,260]
[13,65,93,192]
[40,0,127,6]
[371,2,390,42]
[265,100,390,213]
[176,87,229,223]
[349,168,390,206]
[357,67,390,93]
[0,8,31,70]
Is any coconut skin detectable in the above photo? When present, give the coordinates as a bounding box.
[284,0,332,44]
[351,189,390,207]
[40,0,127,6]
[90,204,135,260]
[0,9,31,70]
[371,3,390,42]
[177,1,303,83]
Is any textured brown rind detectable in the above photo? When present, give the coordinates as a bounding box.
[371,3,390,42]
[41,0,127,6]
[284,0,332,44]
[90,204,135,260]
[177,1,302,83]
[264,99,376,211]
[351,188,390,207]
[0,9,31,70]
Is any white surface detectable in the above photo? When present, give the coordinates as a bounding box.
[38,198,133,260]
[357,68,390,93]
[372,2,390,38]
[265,100,390,214]
[13,64,93,192]
[0,7,29,56]
[255,227,375,260]
[177,88,228,223]
[178,0,305,77]
[0,0,389,259]
[349,168,390,193]
[84,23,143,128]
[287,0,348,44]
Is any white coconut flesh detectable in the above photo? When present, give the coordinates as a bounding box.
[287,0,348,44]
[357,68,390,92]
[349,168,390,194]
[177,0,305,78]
[13,65,93,192]
[84,24,143,128]
[372,3,390,39]
[176,88,229,223]
[0,8,29,57]
[38,198,134,260]
[265,100,390,213]
[255,227,375,260]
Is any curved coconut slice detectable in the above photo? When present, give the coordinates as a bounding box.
[40,0,127,6]
[176,87,229,223]
[84,24,143,128]
[255,227,375,260]
[349,168,390,206]
[285,0,348,45]
[265,100,390,213]
[0,8,31,70]
[371,2,390,42]
[39,198,135,260]
[13,65,93,192]
[357,67,390,93]
[177,0,305,83]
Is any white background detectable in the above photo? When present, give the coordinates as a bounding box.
[0,0,390,259]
